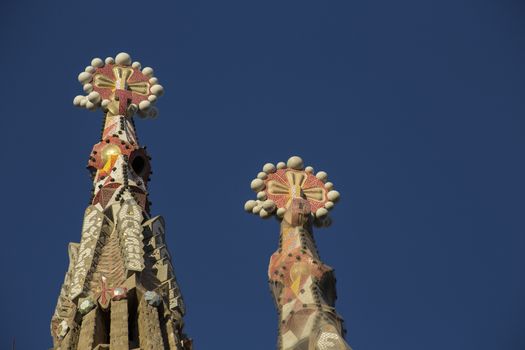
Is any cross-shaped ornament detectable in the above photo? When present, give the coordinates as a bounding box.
[114,89,134,115]
[98,275,128,309]
[92,65,150,116]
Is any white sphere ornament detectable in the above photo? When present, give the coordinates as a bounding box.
[85,101,96,110]
[83,83,93,93]
[78,72,92,84]
[149,77,158,85]
[87,91,101,104]
[142,67,154,77]
[79,97,87,107]
[315,207,328,218]
[257,171,267,180]
[305,166,314,173]
[259,208,269,218]
[262,199,276,212]
[132,61,142,69]
[316,171,328,182]
[139,100,151,111]
[101,99,110,108]
[287,156,304,170]
[91,57,104,67]
[105,57,115,64]
[150,84,164,96]
[324,201,334,210]
[327,190,340,202]
[115,52,132,65]
[276,207,286,218]
[250,178,265,192]
[263,163,276,174]
[276,162,286,169]
[257,191,267,200]
[85,65,96,74]
[252,205,262,214]
[244,200,257,212]
[148,95,157,103]
[324,182,334,190]
[73,95,84,106]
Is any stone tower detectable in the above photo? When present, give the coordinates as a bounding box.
[245,156,352,350]
[50,53,191,350]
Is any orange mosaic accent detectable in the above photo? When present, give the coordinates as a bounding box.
[88,136,136,174]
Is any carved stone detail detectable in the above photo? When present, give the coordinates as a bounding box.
[117,199,145,273]
[70,206,105,300]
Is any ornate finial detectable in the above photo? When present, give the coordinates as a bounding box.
[51,53,191,350]
[73,52,164,119]
[244,156,351,350]
[244,156,340,227]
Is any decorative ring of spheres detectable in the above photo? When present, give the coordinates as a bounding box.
[245,156,340,227]
[73,52,164,119]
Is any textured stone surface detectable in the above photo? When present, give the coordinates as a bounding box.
[57,320,69,339]
[110,299,128,349]
[138,299,165,350]
[165,318,183,350]
[77,308,105,350]
[59,322,80,350]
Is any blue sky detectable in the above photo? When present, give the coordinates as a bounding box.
[1,0,524,349]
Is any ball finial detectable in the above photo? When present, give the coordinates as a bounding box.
[286,156,304,170]
[115,52,132,65]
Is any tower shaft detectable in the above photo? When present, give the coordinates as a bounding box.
[51,53,191,350]
[246,157,351,350]
[269,202,351,350]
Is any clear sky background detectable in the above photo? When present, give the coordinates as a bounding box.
[0,0,524,349]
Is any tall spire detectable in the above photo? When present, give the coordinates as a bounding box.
[51,52,191,350]
[245,156,351,350]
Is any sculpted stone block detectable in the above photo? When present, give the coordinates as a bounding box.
[138,299,165,350]
[110,299,128,349]
[77,308,105,349]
